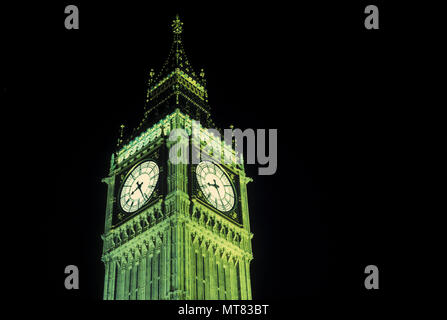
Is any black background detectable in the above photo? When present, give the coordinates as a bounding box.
[3,0,444,313]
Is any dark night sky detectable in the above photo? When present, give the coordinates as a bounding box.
[5,0,443,308]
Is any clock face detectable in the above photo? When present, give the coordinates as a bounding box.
[119,160,159,213]
[196,161,235,212]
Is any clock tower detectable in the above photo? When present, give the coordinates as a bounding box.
[101,15,254,300]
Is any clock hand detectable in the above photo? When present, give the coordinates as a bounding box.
[137,184,147,200]
[131,181,143,196]
[207,181,220,190]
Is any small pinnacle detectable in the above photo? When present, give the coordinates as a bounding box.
[172,14,183,35]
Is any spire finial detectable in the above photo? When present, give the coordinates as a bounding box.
[117,124,125,147]
[172,14,183,36]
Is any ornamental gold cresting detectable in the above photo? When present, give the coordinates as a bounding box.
[101,16,254,300]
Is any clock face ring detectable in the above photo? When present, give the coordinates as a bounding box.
[196,161,235,212]
[119,160,159,213]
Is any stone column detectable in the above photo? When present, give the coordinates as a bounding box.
[102,176,115,234]
[203,247,210,299]
[124,264,130,300]
[165,228,171,299]
[208,246,218,299]
[184,226,191,299]
[190,239,197,299]
[230,259,238,300]
[160,240,166,299]
[103,260,110,300]
[130,262,137,300]
[152,250,159,299]
[121,265,126,300]
[217,254,225,299]
[197,245,204,299]
[116,262,125,300]
[123,263,132,300]
[138,255,146,300]
[224,258,231,300]
[145,254,152,299]
[239,174,252,234]
[245,257,252,300]
[174,221,183,298]
[108,259,116,300]
[238,258,247,300]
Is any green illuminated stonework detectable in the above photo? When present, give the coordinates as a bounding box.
[101,16,253,300]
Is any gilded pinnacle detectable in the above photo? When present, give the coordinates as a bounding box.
[172,14,183,35]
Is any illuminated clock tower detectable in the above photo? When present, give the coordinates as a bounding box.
[101,16,253,300]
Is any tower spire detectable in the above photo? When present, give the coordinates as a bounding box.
[172,14,183,67]
[136,15,212,138]
[172,14,183,39]
[154,15,199,82]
